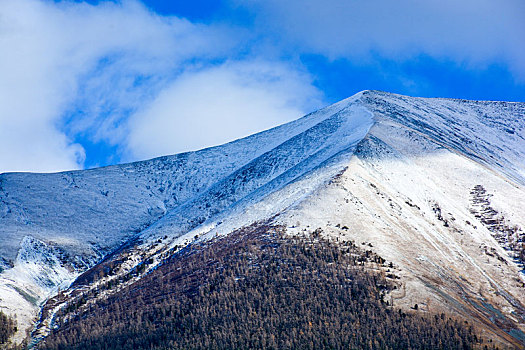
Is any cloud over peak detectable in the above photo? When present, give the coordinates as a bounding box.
[1,0,523,173]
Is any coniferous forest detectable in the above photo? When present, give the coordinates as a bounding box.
[41,225,486,350]
[0,310,16,346]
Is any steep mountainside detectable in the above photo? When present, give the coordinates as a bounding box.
[0,91,524,348]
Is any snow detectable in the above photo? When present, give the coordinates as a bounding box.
[362,91,525,186]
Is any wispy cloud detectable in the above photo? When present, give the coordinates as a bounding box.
[126,60,323,160]
[237,0,525,78]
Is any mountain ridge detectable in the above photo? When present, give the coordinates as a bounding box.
[1,90,524,347]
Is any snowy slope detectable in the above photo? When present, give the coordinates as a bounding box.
[0,94,362,263]
[0,97,350,263]
[1,90,525,346]
[363,91,525,185]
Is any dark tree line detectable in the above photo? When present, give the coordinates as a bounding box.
[41,225,487,350]
[0,310,16,345]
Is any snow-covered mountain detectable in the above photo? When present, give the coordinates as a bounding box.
[1,91,524,347]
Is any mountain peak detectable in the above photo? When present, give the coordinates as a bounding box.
[1,92,525,347]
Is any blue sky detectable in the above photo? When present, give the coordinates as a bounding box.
[1,0,524,173]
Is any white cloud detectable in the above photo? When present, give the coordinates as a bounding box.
[126,61,323,160]
[0,0,239,173]
[237,0,525,78]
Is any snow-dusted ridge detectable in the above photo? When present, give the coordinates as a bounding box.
[1,90,524,347]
